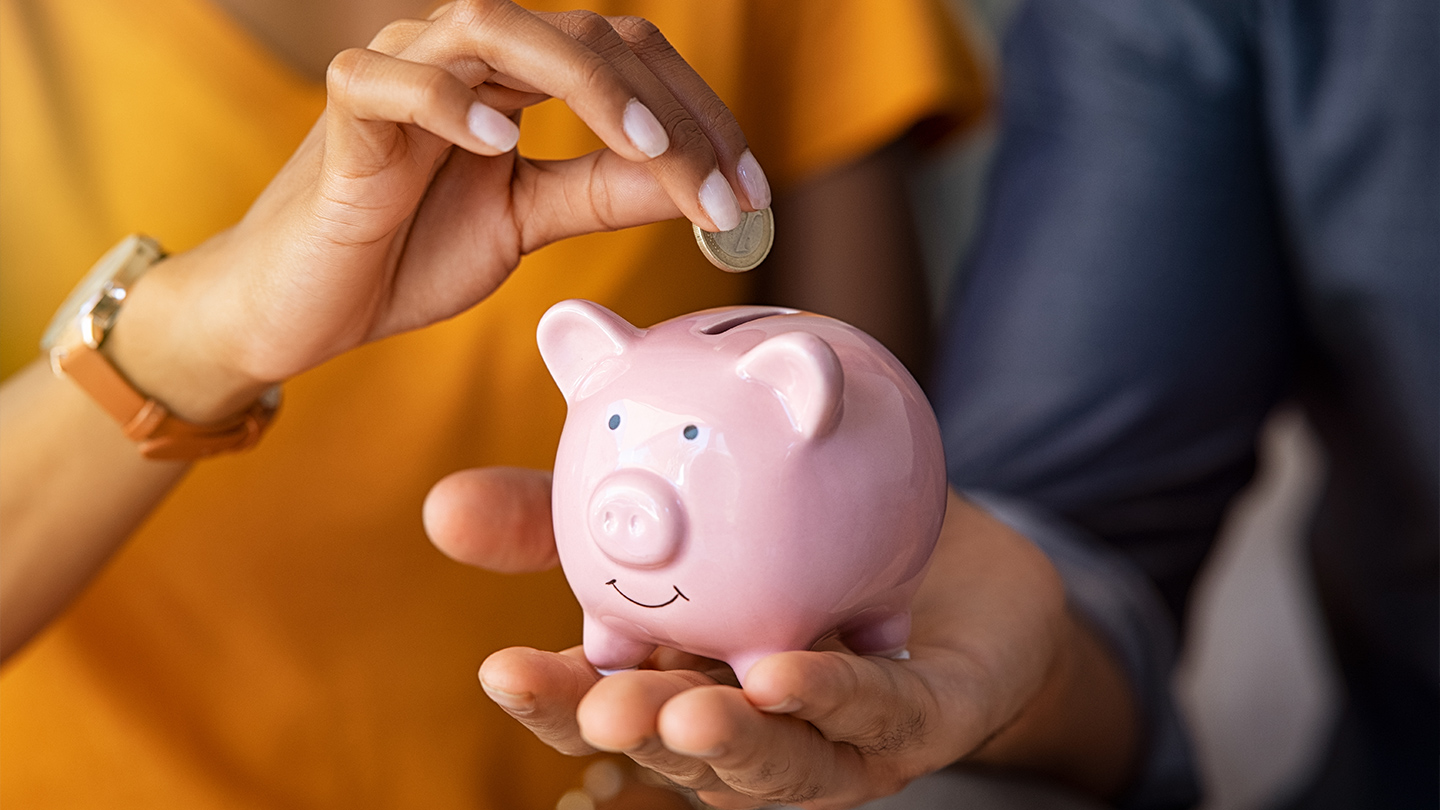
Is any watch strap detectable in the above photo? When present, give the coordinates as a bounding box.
[53,341,280,461]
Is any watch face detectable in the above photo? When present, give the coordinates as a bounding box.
[40,234,163,351]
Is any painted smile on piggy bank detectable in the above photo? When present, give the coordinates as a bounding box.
[606,579,689,608]
[539,300,947,685]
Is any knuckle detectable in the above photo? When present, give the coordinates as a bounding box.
[555,9,614,45]
[523,709,575,740]
[609,15,665,50]
[696,94,745,143]
[746,775,823,806]
[776,784,825,805]
[851,705,927,757]
[444,0,479,27]
[570,50,619,100]
[518,719,592,758]
[325,48,369,101]
[711,749,828,806]
[416,67,456,111]
[639,758,719,792]
[557,10,634,65]
[369,19,421,51]
[445,0,506,34]
[661,117,711,159]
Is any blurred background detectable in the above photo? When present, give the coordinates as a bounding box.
[912,2,1341,807]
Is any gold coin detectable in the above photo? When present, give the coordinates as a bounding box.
[693,207,774,272]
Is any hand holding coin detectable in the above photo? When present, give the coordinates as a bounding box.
[694,208,774,272]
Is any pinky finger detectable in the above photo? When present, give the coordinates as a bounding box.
[326,47,518,157]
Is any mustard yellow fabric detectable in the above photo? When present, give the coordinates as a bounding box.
[0,0,983,806]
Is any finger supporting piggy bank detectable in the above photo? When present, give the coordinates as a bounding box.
[538,301,947,684]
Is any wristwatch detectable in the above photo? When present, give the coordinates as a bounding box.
[40,234,281,461]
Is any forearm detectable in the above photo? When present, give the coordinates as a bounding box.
[0,359,188,661]
[0,0,777,665]
[0,243,263,662]
[760,139,931,379]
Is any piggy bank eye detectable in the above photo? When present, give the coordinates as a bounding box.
[683,425,698,440]
[608,414,621,430]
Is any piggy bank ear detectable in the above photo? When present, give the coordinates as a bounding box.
[736,332,844,439]
[537,300,643,401]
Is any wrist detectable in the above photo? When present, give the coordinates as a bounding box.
[103,237,274,424]
[968,611,1139,798]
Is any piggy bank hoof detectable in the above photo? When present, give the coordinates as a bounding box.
[583,614,658,673]
[840,610,912,658]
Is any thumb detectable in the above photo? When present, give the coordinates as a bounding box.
[423,466,559,573]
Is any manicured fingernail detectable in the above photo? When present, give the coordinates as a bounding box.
[480,681,534,715]
[467,102,519,152]
[699,168,742,231]
[623,98,669,158]
[735,150,771,210]
[757,696,802,714]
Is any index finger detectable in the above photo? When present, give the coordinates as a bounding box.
[400,1,751,230]
[399,1,670,164]
[543,11,745,230]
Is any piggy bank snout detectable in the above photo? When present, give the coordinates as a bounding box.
[587,469,686,568]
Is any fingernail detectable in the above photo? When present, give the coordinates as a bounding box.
[620,735,663,755]
[699,168,742,231]
[735,150,771,210]
[467,102,519,152]
[757,696,802,714]
[623,98,669,158]
[480,681,535,715]
[667,741,726,759]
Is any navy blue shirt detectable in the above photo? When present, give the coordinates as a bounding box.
[932,0,1437,807]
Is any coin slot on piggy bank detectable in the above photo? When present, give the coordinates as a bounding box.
[697,307,795,335]
[538,300,947,684]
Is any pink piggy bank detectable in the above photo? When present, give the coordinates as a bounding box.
[538,300,947,684]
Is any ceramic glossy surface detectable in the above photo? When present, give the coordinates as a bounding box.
[538,301,947,684]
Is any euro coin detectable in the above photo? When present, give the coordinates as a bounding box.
[693,207,774,272]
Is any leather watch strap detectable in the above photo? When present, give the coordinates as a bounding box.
[54,341,280,461]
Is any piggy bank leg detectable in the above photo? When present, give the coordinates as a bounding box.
[583,614,656,675]
[840,610,912,660]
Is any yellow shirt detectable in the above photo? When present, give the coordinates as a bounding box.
[0,0,982,806]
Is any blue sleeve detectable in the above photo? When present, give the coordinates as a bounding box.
[932,0,1295,806]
